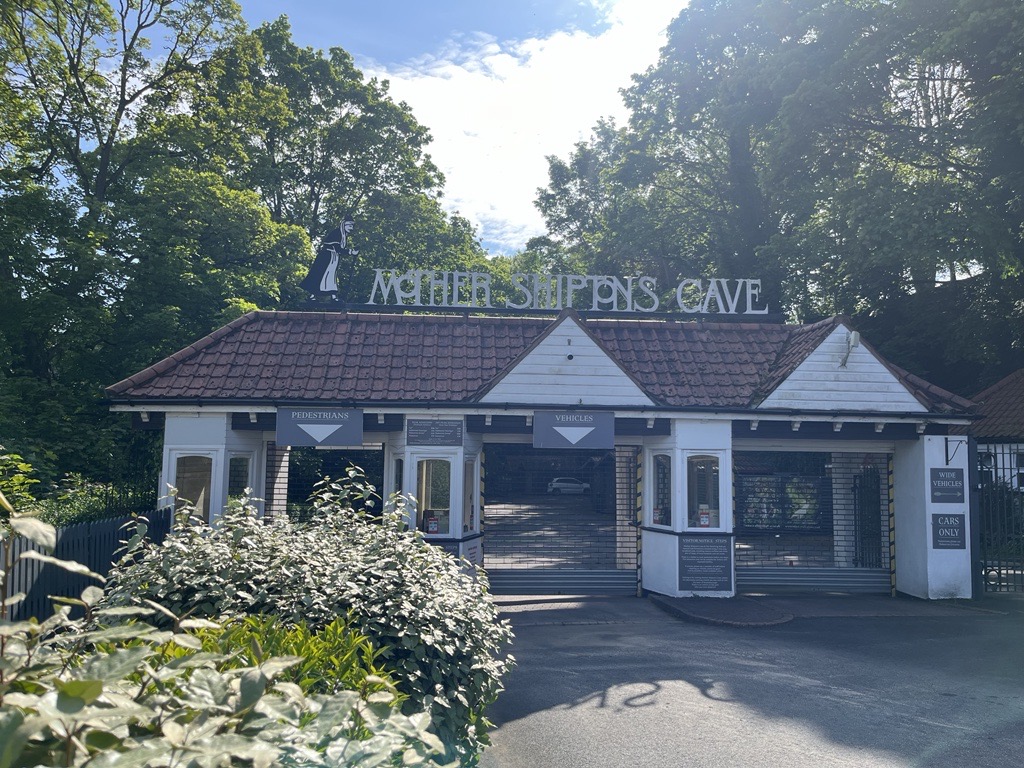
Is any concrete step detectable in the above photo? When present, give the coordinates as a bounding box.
[736,566,891,593]
[487,568,638,595]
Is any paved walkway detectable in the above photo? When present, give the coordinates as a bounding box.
[483,592,1024,768]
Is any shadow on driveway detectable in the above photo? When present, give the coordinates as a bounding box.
[481,593,1024,768]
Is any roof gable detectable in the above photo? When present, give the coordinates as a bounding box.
[757,322,928,413]
[477,312,656,406]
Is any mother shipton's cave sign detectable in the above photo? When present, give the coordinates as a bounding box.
[299,217,358,301]
[366,268,771,315]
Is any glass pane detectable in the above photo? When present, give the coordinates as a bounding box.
[653,454,672,527]
[175,455,212,522]
[228,456,251,500]
[417,459,451,535]
[688,455,720,528]
[394,458,404,494]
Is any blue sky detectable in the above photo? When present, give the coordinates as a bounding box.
[239,1,683,253]
[243,2,610,66]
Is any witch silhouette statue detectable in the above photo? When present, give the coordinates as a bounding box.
[299,216,358,301]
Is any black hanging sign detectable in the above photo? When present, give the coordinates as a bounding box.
[930,468,965,504]
[276,408,363,447]
[532,411,615,449]
[407,419,464,446]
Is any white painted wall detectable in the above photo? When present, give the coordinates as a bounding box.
[759,325,927,412]
[160,413,230,515]
[893,436,973,599]
[677,419,732,449]
[164,412,231,446]
[161,412,268,520]
[481,318,654,406]
[642,417,737,597]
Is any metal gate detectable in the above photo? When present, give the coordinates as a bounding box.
[978,443,1024,591]
[853,467,883,568]
[484,444,639,594]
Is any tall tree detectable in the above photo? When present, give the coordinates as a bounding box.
[0,4,485,481]
[537,0,1024,391]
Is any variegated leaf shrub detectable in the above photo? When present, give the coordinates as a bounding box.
[100,477,514,764]
[0,493,453,767]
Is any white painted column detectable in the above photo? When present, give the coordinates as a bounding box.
[641,419,735,598]
[160,413,230,521]
[893,435,973,599]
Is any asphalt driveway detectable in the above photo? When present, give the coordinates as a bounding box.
[480,593,1024,768]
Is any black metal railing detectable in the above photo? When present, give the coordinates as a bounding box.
[977,443,1024,591]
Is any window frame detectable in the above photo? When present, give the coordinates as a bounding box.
[682,450,729,532]
[166,449,221,524]
[414,455,455,538]
[227,452,255,502]
[648,451,674,529]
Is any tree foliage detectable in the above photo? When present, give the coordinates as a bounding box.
[0,2,485,482]
[536,0,1024,393]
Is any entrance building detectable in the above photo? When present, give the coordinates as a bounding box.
[107,309,977,599]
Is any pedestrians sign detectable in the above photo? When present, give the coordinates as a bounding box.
[276,408,363,447]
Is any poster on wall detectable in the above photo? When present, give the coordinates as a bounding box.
[407,418,464,446]
[678,535,734,592]
[532,411,615,449]
[460,537,484,567]
[276,408,363,447]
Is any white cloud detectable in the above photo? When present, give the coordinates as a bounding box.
[363,1,683,254]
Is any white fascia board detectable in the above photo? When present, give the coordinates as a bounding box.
[111,403,969,426]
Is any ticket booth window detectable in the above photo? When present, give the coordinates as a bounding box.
[687,455,720,528]
[227,455,252,501]
[652,453,673,528]
[174,455,213,522]
[417,458,451,536]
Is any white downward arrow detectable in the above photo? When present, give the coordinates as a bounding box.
[298,424,344,443]
[553,426,595,445]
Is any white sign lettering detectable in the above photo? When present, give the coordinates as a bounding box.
[367,270,770,315]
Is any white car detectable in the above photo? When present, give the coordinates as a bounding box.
[547,477,591,494]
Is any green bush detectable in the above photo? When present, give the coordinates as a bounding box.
[101,482,514,764]
[0,444,39,514]
[0,508,452,767]
[31,473,119,527]
[204,615,403,701]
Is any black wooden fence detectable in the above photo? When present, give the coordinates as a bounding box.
[6,510,174,621]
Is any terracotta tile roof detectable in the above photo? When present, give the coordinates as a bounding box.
[105,310,970,415]
[887,365,976,416]
[970,369,1024,440]
[583,317,795,408]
